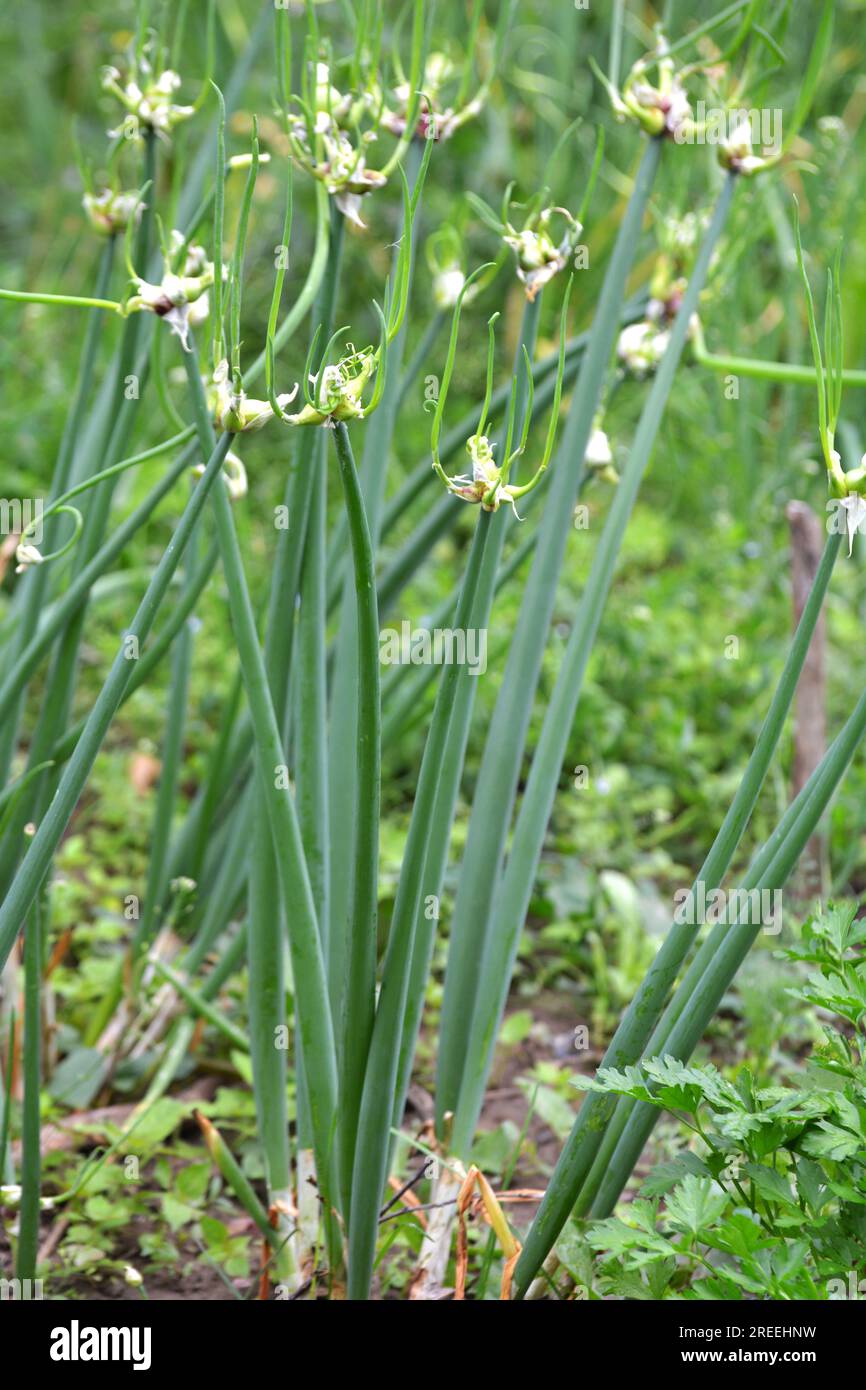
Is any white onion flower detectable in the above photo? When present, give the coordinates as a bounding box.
[287,345,379,427]
[15,542,45,575]
[433,266,466,309]
[209,360,299,433]
[617,321,671,377]
[446,435,523,517]
[585,427,613,469]
[126,239,220,352]
[102,60,194,142]
[194,448,247,501]
[503,207,582,301]
[83,188,143,237]
[719,118,770,177]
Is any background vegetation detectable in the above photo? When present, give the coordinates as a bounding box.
[1,0,865,1299]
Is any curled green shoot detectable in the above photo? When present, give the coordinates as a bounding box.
[267,147,430,429]
[264,160,294,419]
[432,271,572,515]
[212,81,227,368]
[0,172,147,314]
[13,507,81,577]
[285,0,435,226]
[122,179,153,282]
[475,311,500,442]
[506,275,573,501]
[498,376,521,492]
[258,177,330,392]
[13,427,196,575]
[430,263,496,486]
[362,299,391,416]
[386,164,417,343]
[350,0,385,96]
[577,125,605,227]
[228,119,260,387]
[795,208,846,494]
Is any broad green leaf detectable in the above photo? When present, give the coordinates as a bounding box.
[800,1121,862,1162]
[705,1212,774,1259]
[499,1010,533,1046]
[586,1214,675,1261]
[176,1161,211,1203]
[48,1046,109,1110]
[640,1152,711,1197]
[125,1097,189,1154]
[664,1175,729,1235]
[795,1157,829,1214]
[523,1082,577,1141]
[743,1162,798,1208]
[554,1224,595,1291]
[161,1193,200,1232]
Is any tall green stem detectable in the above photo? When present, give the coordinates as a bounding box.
[347,514,494,1299]
[326,139,424,1033]
[258,204,343,1237]
[438,138,664,1140]
[180,344,339,1250]
[385,286,541,1152]
[470,173,739,1282]
[131,507,199,970]
[332,421,381,1222]
[15,900,42,1290]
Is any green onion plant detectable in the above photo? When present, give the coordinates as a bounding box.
[0,0,857,1303]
